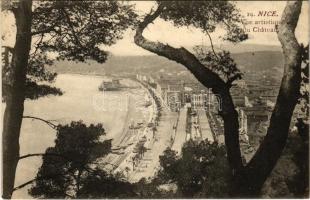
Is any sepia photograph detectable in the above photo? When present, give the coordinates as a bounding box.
[1,0,309,199]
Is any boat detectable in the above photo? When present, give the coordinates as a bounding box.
[98,79,122,91]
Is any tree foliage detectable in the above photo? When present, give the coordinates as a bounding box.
[158,140,230,197]
[2,0,137,101]
[27,50,56,82]
[134,1,305,196]
[32,0,137,63]
[154,1,245,86]
[77,168,136,198]
[29,121,112,198]
[157,1,248,42]
[194,46,242,84]
[2,1,138,198]
[2,47,61,101]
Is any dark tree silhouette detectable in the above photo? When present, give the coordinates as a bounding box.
[2,1,33,198]
[158,140,230,197]
[2,1,137,198]
[28,121,113,198]
[134,1,303,196]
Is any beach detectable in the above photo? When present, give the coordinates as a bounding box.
[10,74,151,198]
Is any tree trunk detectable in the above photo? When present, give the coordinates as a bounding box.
[241,1,302,196]
[134,1,302,197]
[2,0,32,198]
[134,5,243,178]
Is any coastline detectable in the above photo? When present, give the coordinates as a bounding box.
[12,73,153,198]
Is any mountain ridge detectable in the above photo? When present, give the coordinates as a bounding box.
[49,45,284,76]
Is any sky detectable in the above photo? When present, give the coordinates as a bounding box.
[107,1,309,56]
[1,1,309,56]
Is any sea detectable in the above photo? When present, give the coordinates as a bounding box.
[7,74,151,198]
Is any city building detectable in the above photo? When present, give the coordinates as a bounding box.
[239,106,272,146]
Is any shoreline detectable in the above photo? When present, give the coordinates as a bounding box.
[13,74,152,198]
[108,79,158,172]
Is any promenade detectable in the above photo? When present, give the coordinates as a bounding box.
[98,79,216,183]
[197,109,214,142]
[98,79,178,182]
[171,107,187,155]
[128,108,178,182]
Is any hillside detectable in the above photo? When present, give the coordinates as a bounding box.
[186,43,282,54]
[219,44,282,53]
[232,51,284,72]
[50,50,284,76]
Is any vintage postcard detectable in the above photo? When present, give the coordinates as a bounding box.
[1,0,309,199]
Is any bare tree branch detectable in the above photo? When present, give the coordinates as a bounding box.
[31,26,56,36]
[13,176,74,198]
[30,33,44,58]
[13,178,36,191]
[19,153,66,160]
[13,172,68,192]
[2,46,14,53]
[23,115,58,129]
[134,5,227,91]
[13,170,75,200]
[205,30,219,60]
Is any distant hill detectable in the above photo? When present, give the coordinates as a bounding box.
[49,47,284,76]
[49,55,186,75]
[216,44,282,54]
[186,43,282,54]
[232,51,284,72]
